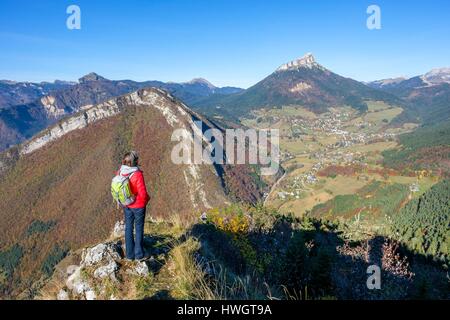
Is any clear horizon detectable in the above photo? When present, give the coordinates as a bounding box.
[1,0,449,88]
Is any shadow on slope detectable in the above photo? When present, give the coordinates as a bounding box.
[185,206,449,300]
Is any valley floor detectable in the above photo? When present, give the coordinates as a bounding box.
[243,102,435,222]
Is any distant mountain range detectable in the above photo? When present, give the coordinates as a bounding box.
[1,54,449,152]
[368,68,450,125]
[0,80,75,110]
[0,74,243,151]
[368,68,450,92]
[190,55,449,126]
[192,53,403,119]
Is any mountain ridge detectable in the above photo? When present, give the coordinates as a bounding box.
[0,87,265,298]
[192,53,403,119]
[0,75,244,152]
[368,68,450,125]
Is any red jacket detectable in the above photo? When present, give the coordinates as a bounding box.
[118,168,150,209]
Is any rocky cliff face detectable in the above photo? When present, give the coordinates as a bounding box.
[276,53,326,72]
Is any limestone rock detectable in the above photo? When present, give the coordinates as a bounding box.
[85,290,97,301]
[66,267,91,296]
[66,265,79,277]
[81,242,121,267]
[93,260,119,279]
[82,244,109,266]
[112,221,125,239]
[135,261,150,277]
[277,53,325,72]
[127,261,150,277]
[57,289,69,301]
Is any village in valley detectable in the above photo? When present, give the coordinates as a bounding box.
[242,101,435,218]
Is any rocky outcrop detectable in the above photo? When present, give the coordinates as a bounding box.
[112,221,125,239]
[57,237,151,300]
[289,82,312,93]
[65,265,97,300]
[40,95,66,118]
[277,53,326,72]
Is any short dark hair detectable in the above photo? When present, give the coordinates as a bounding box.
[122,151,139,167]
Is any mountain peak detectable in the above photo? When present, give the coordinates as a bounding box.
[276,53,323,72]
[185,78,216,89]
[79,72,108,83]
[421,67,450,85]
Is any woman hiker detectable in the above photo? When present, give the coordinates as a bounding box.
[114,151,150,262]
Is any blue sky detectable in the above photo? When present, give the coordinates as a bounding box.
[0,0,449,88]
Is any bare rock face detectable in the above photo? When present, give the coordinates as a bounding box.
[93,261,119,280]
[63,242,122,300]
[57,289,69,301]
[59,238,153,300]
[127,261,150,277]
[56,226,157,300]
[81,243,122,267]
[66,266,95,299]
[277,53,325,72]
[20,88,188,155]
[40,95,66,118]
[85,290,97,301]
[66,265,79,277]
[111,221,125,239]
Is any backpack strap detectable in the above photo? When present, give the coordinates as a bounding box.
[128,171,137,180]
[118,167,138,180]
